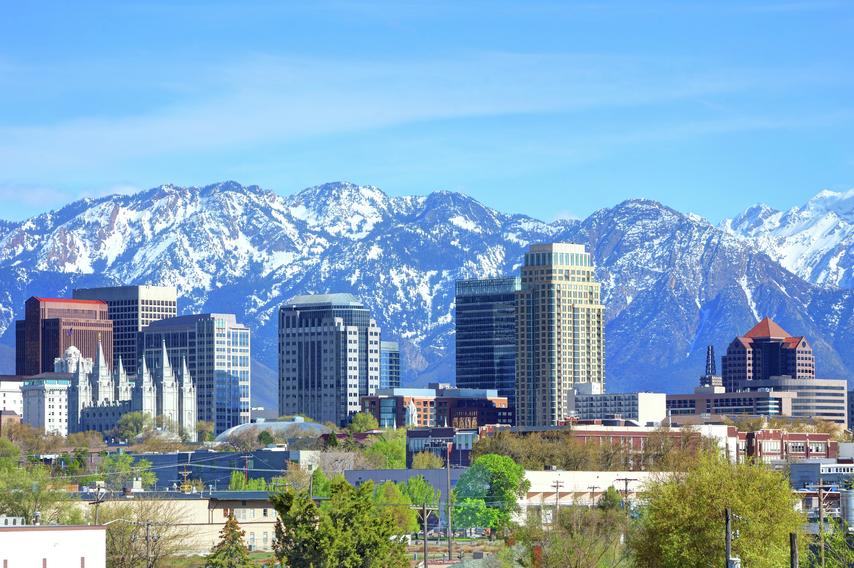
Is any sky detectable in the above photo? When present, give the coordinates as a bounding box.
[1,1,853,222]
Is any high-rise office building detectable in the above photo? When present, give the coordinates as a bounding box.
[455,277,520,410]
[139,313,250,434]
[278,293,381,426]
[380,340,401,389]
[15,296,113,376]
[73,285,178,376]
[516,243,605,427]
[721,317,815,392]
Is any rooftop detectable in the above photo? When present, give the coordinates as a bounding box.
[32,296,106,306]
[744,317,792,340]
[285,293,364,307]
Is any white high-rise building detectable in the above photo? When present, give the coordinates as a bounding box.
[73,285,178,376]
[516,243,605,427]
[278,294,381,426]
[0,377,24,418]
[139,314,250,434]
[22,377,70,436]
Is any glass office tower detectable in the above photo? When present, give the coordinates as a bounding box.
[455,277,520,411]
[380,341,401,389]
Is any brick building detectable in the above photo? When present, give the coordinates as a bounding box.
[15,297,113,376]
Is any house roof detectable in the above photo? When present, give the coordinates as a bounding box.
[744,317,791,340]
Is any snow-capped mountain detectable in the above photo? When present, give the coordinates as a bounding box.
[722,189,854,289]
[0,182,851,409]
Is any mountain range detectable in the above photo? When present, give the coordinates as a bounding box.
[0,181,851,410]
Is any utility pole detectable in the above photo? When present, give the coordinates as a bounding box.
[614,477,637,514]
[587,485,599,508]
[243,454,250,484]
[818,477,825,568]
[551,480,564,527]
[422,501,430,568]
[790,533,799,568]
[145,521,153,568]
[446,441,453,562]
[725,508,732,568]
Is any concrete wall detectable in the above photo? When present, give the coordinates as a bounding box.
[0,525,106,567]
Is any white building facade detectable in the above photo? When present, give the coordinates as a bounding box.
[567,382,667,425]
[22,376,70,436]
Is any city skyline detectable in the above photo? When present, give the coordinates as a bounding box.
[2,2,853,222]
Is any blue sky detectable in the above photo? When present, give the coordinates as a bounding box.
[1,1,852,222]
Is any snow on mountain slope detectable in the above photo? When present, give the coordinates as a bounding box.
[0,182,850,409]
[722,189,854,288]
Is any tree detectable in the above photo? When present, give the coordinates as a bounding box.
[0,462,78,524]
[271,479,408,568]
[817,518,854,566]
[223,429,262,452]
[228,470,268,491]
[361,428,406,469]
[66,430,106,450]
[456,454,529,528]
[196,420,215,443]
[411,451,444,469]
[310,468,331,498]
[0,437,19,468]
[455,497,500,532]
[98,453,156,490]
[205,514,253,568]
[597,486,623,511]
[374,481,418,534]
[97,499,191,568]
[348,411,379,433]
[629,450,804,568]
[5,422,65,456]
[116,411,154,440]
[403,475,441,508]
[515,506,630,568]
[257,430,275,446]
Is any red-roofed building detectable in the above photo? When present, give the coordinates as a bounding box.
[722,317,815,392]
[15,296,112,375]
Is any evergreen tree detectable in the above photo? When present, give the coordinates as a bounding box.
[205,514,253,568]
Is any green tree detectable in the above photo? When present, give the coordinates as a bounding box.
[0,463,77,524]
[348,412,379,433]
[817,518,854,566]
[66,430,106,450]
[361,428,406,469]
[196,420,215,443]
[98,453,156,490]
[456,454,529,528]
[0,437,20,468]
[228,470,268,491]
[271,478,407,568]
[629,450,804,568]
[205,514,253,568]
[455,497,500,531]
[597,486,623,511]
[411,451,444,469]
[403,475,441,508]
[257,430,275,446]
[116,411,154,440]
[310,468,332,498]
[374,481,418,534]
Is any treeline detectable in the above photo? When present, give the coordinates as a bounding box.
[473,427,713,471]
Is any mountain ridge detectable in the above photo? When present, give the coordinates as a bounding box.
[0,181,851,411]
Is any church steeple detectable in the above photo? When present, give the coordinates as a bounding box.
[92,336,114,404]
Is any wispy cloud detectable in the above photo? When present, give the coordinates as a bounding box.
[0,52,826,177]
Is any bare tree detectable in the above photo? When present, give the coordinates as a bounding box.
[97,499,192,568]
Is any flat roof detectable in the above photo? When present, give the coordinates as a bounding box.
[32,296,106,305]
[285,293,364,307]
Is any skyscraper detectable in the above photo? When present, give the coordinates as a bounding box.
[455,277,520,410]
[139,313,250,434]
[721,317,815,392]
[380,340,401,389]
[516,243,605,427]
[15,296,113,376]
[72,285,178,376]
[278,293,381,426]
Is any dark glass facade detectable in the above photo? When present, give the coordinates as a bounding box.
[454,277,520,411]
[380,341,401,389]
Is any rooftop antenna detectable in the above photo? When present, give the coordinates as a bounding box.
[705,345,717,376]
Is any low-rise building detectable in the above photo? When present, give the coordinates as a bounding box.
[0,525,106,567]
[736,429,837,464]
[0,410,21,436]
[80,491,277,554]
[567,382,666,425]
[361,384,512,429]
[736,376,848,425]
[406,427,478,467]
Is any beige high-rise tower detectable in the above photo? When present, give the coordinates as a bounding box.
[516,243,605,426]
